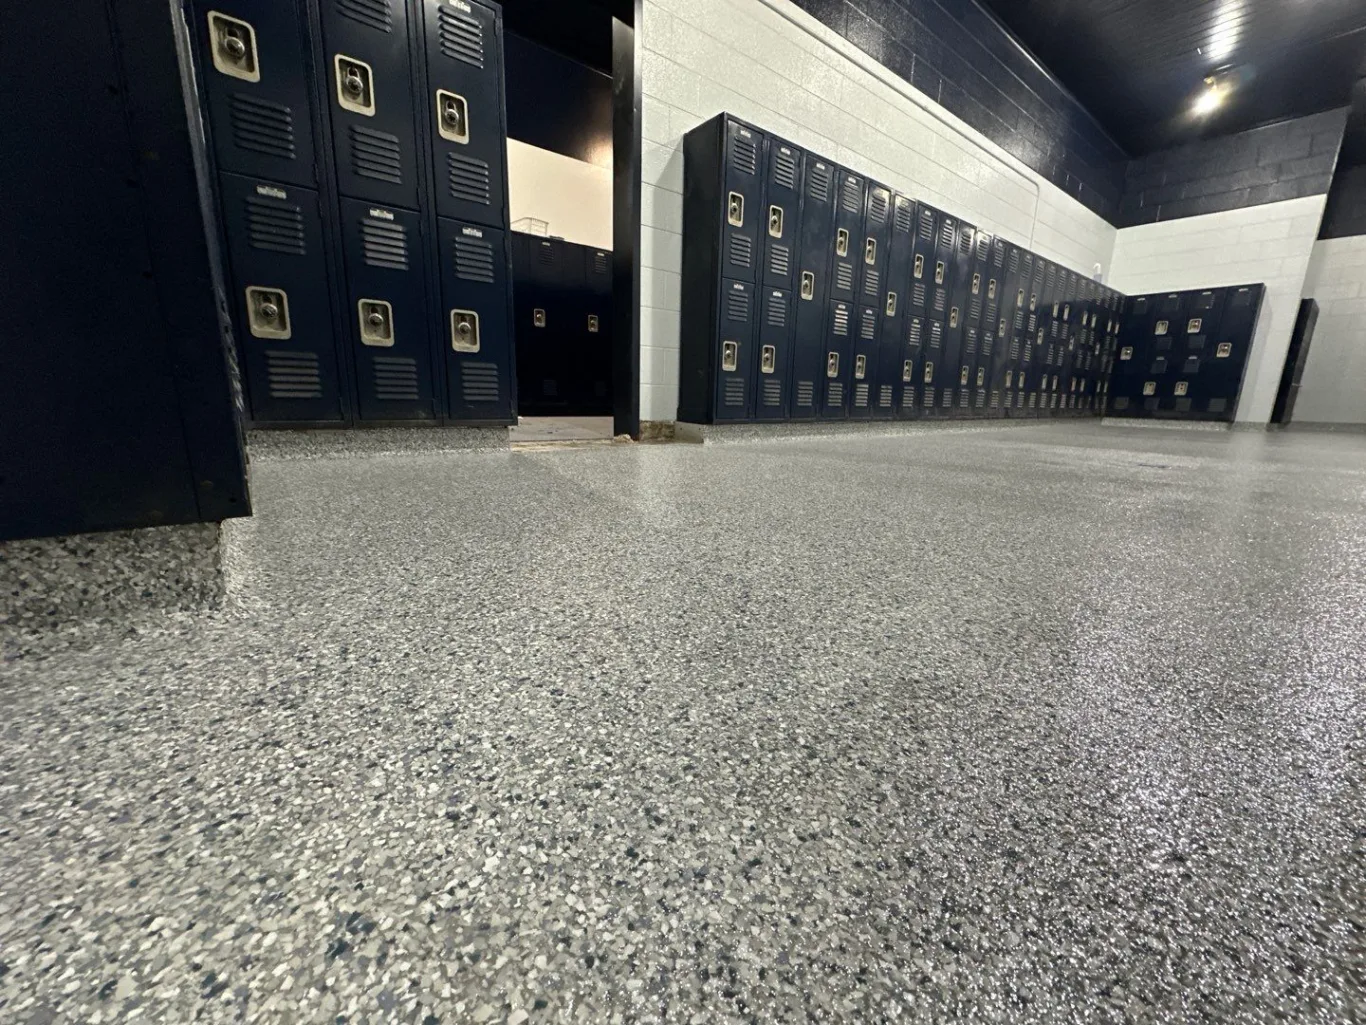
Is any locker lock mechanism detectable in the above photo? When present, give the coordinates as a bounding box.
[587,314,600,333]
[358,299,394,347]
[208,12,259,83]
[245,286,290,339]
[436,90,469,144]
[727,192,744,228]
[335,55,375,116]
[450,309,481,352]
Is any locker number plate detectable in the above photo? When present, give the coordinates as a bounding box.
[436,90,469,144]
[245,286,290,339]
[335,55,376,117]
[451,309,480,352]
[358,298,394,347]
[208,12,259,83]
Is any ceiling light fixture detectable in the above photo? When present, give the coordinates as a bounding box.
[1193,72,1231,117]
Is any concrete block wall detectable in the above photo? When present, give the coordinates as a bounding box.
[1296,236,1366,425]
[637,0,1117,424]
[1107,195,1327,425]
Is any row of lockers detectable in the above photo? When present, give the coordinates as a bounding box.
[1108,284,1265,422]
[513,234,614,416]
[679,114,1126,425]
[190,0,517,426]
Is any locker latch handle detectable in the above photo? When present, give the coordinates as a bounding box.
[949,307,959,328]
[334,55,375,116]
[902,360,913,383]
[760,345,776,374]
[721,340,739,372]
[923,361,934,384]
[835,228,849,258]
[854,354,867,380]
[245,286,290,339]
[826,352,839,378]
[533,308,546,328]
[587,314,600,333]
[799,271,814,300]
[358,298,394,347]
[727,192,744,227]
[208,12,259,83]
[960,366,969,385]
[935,261,945,285]
[971,273,981,296]
[436,90,469,144]
[864,238,876,265]
[451,309,480,352]
[885,291,897,316]
[768,206,783,238]
[913,254,924,279]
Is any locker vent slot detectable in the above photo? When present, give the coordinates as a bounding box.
[863,268,880,296]
[593,251,608,275]
[773,149,797,190]
[840,177,861,213]
[725,290,750,321]
[461,361,500,403]
[969,297,981,321]
[832,306,850,335]
[917,209,934,241]
[939,221,955,248]
[908,319,922,347]
[1008,249,1020,272]
[922,387,935,407]
[827,382,844,406]
[1231,291,1252,308]
[765,296,787,328]
[1175,397,1192,413]
[265,350,323,399]
[230,94,296,158]
[762,379,782,406]
[338,0,392,32]
[878,385,892,407]
[834,263,853,292]
[361,218,408,269]
[932,290,946,315]
[943,389,955,407]
[453,236,496,283]
[853,383,869,407]
[959,390,969,408]
[730,134,758,174]
[245,196,306,254]
[373,355,419,401]
[796,381,814,406]
[351,125,403,184]
[928,322,942,348]
[723,377,746,406]
[447,153,491,205]
[868,191,888,224]
[894,202,913,233]
[1208,398,1228,413]
[1144,397,1159,411]
[860,310,876,340]
[912,282,926,307]
[437,6,485,67]
[990,389,1000,408]
[768,244,790,277]
[806,163,830,203]
[728,234,752,268]
[537,243,555,265]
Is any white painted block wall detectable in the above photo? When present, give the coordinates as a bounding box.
[637,0,1118,423]
[1297,236,1366,425]
[507,140,613,251]
[1106,195,1326,424]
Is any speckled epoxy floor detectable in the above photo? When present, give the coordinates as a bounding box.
[3,424,1365,1024]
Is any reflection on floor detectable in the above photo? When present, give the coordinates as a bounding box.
[2,424,1364,1023]
[509,415,615,445]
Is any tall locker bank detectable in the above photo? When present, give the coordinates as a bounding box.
[188,0,515,427]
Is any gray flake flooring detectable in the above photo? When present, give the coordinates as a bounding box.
[2,423,1364,1024]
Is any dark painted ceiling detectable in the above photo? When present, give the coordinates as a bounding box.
[495,0,619,74]
[978,0,1366,155]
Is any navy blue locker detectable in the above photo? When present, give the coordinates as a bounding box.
[942,219,973,415]
[319,0,420,209]
[1206,284,1263,419]
[984,237,1009,414]
[931,211,956,326]
[192,1,318,188]
[849,184,892,419]
[219,172,345,422]
[713,121,765,284]
[422,0,507,228]
[436,217,514,421]
[711,279,757,420]
[875,194,914,419]
[583,247,612,410]
[761,140,802,291]
[963,229,992,413]
[789,157,835,419]
[848,305,879,418]
[828,170,865,303]
[907,202,937,316]
[822,299,854,418]
[754,287,793,420]
[338,197,436,419]
[919,319,945,416]
[900,313,925,418]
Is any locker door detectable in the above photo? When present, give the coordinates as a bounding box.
[714,278,757,420]
[878,194,914,419]
[985,238,1009,415]
[437,217,514,421]
[963,229,992,413]
[192,0,318,187]
[943,220,973,415]
[219,173,344,422]
[931,212,956,325]
[848,305,879,418]
[583,247,612,412]
[338,198,435,420]
[789,158,835,420]
[716,120,764,283]
[520,236,563,408]
[753,288,793,420]
[1206,285,1262,420]
[761,139,802,291]
[423,0,507,227]
[855,184,893,419]
[828,170,865,303]
[900,313,925,418]
[556,242,590,409]
[1108,293,1148,417]
[822,300,854,418]
[920,319,945,416]
[319,0,420,209]
[907,202,936,316]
